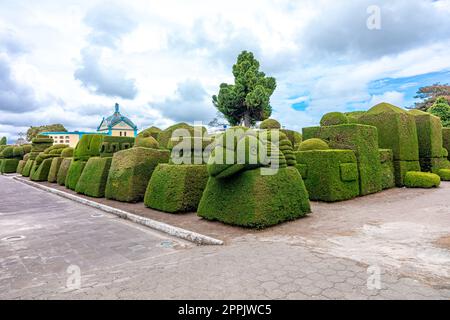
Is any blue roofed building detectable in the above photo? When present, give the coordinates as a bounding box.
[41,103,138,147]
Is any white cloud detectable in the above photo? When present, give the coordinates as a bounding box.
[1,0,450,141]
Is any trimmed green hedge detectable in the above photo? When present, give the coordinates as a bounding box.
[1,146,14,158]
[197,167,311,228]
[438,169,450,181]
[13,146,24,158]
[1,159,19,173]
[298,138,329,152]
[30,158,53,181]
[379,149,395,190]
[303,124,382,195]
[75,157,112,198]
[295,150,359,202]
[320,112,349,127]
[105,147,170,202]
[359,103,419,161]
[409,110,442,159]
[443,128,450,161]
[394,161,422,186]
[260,119,281,129]
[138,126,162,140]
[47,157,63,183]
[144,164,209,213]
[65,160,87,190]
[74,134,104,161]
[16,160,26,174]
[57,158,72,186]
[158,123,206,149]
[21,159,34,177]
[100,136,134,157]
[135,136,159,149]
[404,171,440,188]
[281,129,302,151]
[61,147,74,158]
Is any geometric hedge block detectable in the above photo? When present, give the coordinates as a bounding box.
[57,158,73,186]
[16,160,27,174]
[30,158,53,181]
[197,167,311,228]
[409,110,443,159]
[303,123,382,196]
[65,160,87,190]
[443,128,450,161]
[379,149,395,190]
[0,159,19,173]
[75,157,112,198]
[105,147,170,203]
[295,150,359,202]
[21,159,35,177]
[144,164,209,213]
[358,103,419,161]
[48,157,63,183]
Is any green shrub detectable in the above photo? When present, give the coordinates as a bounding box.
[404,171,440,188]
[394,161,422,186]
[260,119,281,129]
[105,147,170,202]
[1,146,14,158]
[197,167,311,228]
[1,159,19,173]
[16,160,26,174]
[100,136,134,157]
[57,158,72,186]
[168,136,214,165]
[22,145,32,154]
[409,110,443,159]
[31,137,53,152]
[428,96,450,127]
[135,136,159,149]
[74,134,104,160]
[65,160,87,190]
[320,112,349,127]
[21,159,34,177]
[158,123,206,149]
[359,103,419,161]
[295,150,359,202]
[298,138,329,152]
[281,129,302,150]
[144,164,209,213]
[47,157,63,183]
[345,111,366,123]
[138,126,162,140]
[13,146,24,158]
[30,158,53,181]
[379,149,395,190]
[61,147,74,158]
[443,128,450,161]
[75,157,112,197]
[303,123,382,195]
[438,169,450,181]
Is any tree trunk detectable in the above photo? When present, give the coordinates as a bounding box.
[243,112,251,127]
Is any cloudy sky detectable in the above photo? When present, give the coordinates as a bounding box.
[1,0,450,142]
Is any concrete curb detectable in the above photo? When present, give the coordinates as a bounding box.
[12,176,224,246]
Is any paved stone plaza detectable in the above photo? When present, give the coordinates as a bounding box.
[0,175,449,299]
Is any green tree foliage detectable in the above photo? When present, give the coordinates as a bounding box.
[212,51,276,127]
[413,83,450,111]
[428,97,450,127]
[0,137,6,145]
[26,124,67,141]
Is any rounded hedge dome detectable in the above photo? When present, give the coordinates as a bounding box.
[320,112,349,127]
[135,136,159,149]
[298,138,330,151]
[260,119,281,130]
